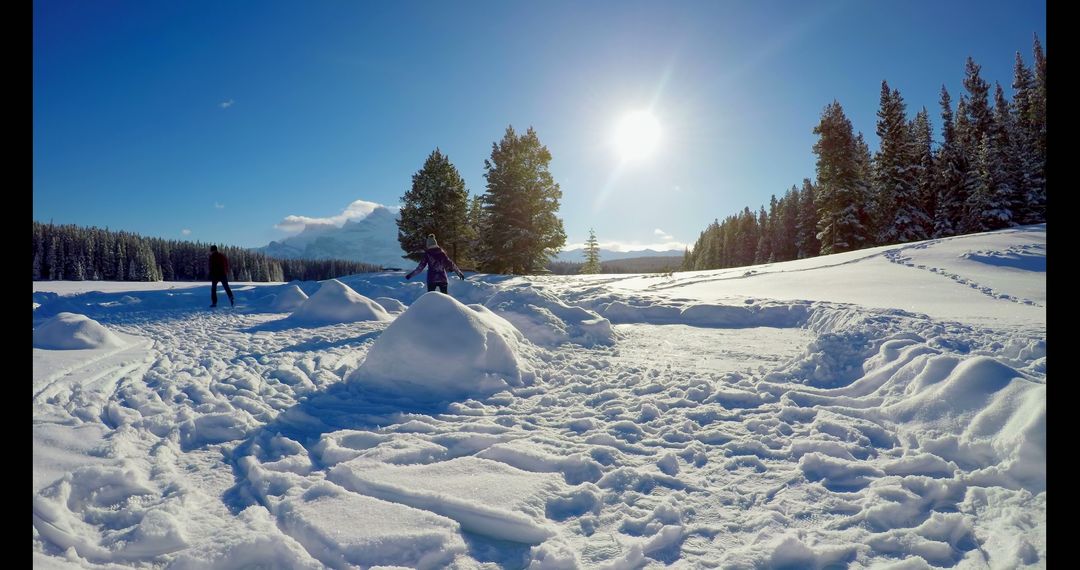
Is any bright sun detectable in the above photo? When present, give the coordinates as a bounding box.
[613,110,661,161]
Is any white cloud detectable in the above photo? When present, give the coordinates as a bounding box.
[181,229,192,236]
[654,228,674,240]
[220,99,234,109]
[274,199,393,234]
[215,202,225,209]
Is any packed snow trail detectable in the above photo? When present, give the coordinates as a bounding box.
[33,226,1045,568]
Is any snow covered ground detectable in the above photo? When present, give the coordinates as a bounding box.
[33,225,1045,568]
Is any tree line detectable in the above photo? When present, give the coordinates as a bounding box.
[683,36,1046,271]
[548,256,682,275]
[397,126,567,274]
[32,221,379,282]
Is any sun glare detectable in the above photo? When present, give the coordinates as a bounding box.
[613,110,661,161]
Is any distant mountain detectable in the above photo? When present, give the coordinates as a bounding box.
[548,255,684,274]
[555,247,684,263]
[257,206,406,268]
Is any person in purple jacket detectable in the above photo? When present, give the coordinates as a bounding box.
[405,233,466,294]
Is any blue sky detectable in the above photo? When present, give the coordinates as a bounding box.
[33,0,1046,251]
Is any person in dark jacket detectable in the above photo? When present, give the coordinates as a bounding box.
[209,245,234,307]
[405,234,465,294]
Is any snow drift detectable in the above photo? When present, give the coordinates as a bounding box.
[289,279,391,324]
[33,312,126,350]
[269,284,309,312]
[348,291,532,400]
[485,285,616,346]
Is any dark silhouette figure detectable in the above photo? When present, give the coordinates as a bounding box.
[405,234,465,294]
[209,245,234,307]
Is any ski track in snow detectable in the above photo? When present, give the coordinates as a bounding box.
[32,228,1046,569]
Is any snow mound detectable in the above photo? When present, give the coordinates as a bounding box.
[329,456,563,544]
[290,279,391,324]
[375,296,407,313]
[485,286,615,346]
[882,356,1046,491]
[33,312,126,350]
[348,291,532,400]
[278,483,465,568]
[269,285,309,312]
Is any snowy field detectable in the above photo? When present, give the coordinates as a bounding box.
[33,225,1045,568]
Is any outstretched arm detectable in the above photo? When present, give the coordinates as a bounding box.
[405,256,428,279]
[445,252,465,278]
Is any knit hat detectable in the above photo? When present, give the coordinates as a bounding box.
[426,233,438,249]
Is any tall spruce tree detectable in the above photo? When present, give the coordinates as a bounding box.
[465,195,485,268]
[934,87,966,237]
[397,148,471,262]
[991,82,1026,224]
[962,57,994,148]
[813,102,871,254]
[765,194,782,262]
[581,228,601,274]
[1031,34,1046,170]
[754,205,771,264]
[796,179,820,258]
[910,107,936,235]
[479,126,567,274]
[773,186,800,262]
[872,82,927,243]
[966,133,1013,231]
[735,207,758,266]
[1011,48,1045,224]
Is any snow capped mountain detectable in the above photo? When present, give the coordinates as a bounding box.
[555,247,683,262]
[258,206,406,268]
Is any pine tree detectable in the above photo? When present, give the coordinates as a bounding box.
[754,205,771,264]
[465,195,485,269]
[721,216,738,267]
[872,82,927,244]
[32,224,44,280]
[773,186,800,262]
[735,207,758,266]
[796,179,820,258]
[47,233,60,280]
[934,87,966,237]
[1011,48,1045,224]
[765,194,783,262]
[910,107,936,236]
[962,57,994,148]
[813,101,871,254]
[479,126,567,274]
[966,134,1013,231]
[581,228,601,274]
[397,148,471,262]
[1030,34,1046,171]
[991,82,1027,226]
